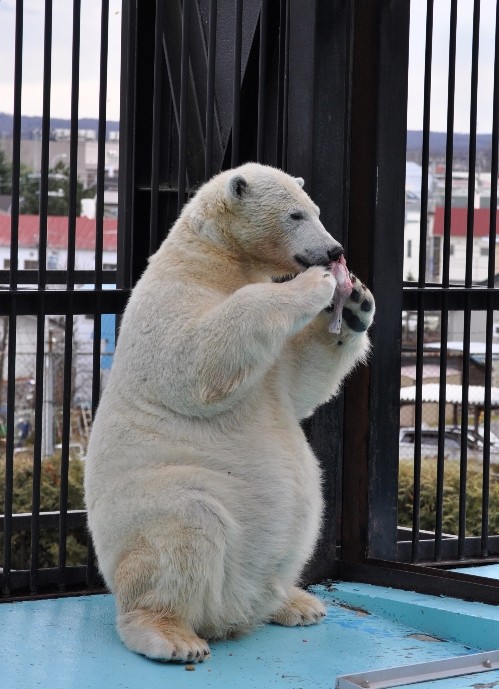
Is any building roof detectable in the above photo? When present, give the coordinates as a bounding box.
[433,206,499,237]
[401,383,499,408]
[0,214,117,251]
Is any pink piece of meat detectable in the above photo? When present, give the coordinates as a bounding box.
[328,255,353,334]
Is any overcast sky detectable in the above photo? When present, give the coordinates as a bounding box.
[0,0,122,122]
[0,0,497,132]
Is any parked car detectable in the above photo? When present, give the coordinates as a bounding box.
[399,426,499,462]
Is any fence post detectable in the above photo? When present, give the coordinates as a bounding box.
[341,0,409,563]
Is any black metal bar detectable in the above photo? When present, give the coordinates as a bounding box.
[0,270,118,285]
[38,0,53,292]
[457,0,481,560]
[275,0,287,167]
[117,0,137,292]
[403,286,499,311]
[66,0,81,292]
[256,0,268,163]
[58,314,73,590]
[231,0,243,167]
[95,0,109,291]
[337,560,499,607]
[149,0,164,255]
[0,289,129,316]
[441,0,457,290]
[280,0,290,170]
[0,510,88,532]
[178,0,190,212]
[58,0,82,590]
[2,305,17,596]
[30,312,45,592]
[2,0,24,597]
[2,566,105,601]
[9,0,23,292]
[434,1,458,561]
[482,0,499,559]
[205,0,217,178]
[412,0,435,564]
[398,535,499,562]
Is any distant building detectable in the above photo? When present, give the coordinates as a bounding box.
[0,138,119,190]
[432,207,499,284]
[0,214,117,273]
[0,214,118,421]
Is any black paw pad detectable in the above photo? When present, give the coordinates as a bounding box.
[350,289,361,303]
[361,299,373,312]
[342,307,367,332]
[272,273,297,283]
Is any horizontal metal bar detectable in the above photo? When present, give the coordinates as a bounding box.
[0,271,118,285]
[0,566,105,599]
[0,510,87,533]
[403,286,499,311]
[398,535,499,561]
[336,649,499,689]
[336,560,499,606]
[0,288,129,315]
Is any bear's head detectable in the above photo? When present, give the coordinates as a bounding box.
[189,163,344,277]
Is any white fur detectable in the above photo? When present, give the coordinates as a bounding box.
[84,163,374,660]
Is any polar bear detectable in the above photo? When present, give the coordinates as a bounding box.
[84,163,374,663]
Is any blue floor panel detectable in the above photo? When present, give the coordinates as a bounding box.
[0,587,486,689]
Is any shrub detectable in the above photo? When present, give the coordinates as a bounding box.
[0,454,87,570]
[398,459,499,536]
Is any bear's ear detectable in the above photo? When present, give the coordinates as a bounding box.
[226,174,248,201]
[294,177,305,188]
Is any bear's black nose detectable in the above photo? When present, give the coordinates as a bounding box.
[328,246,344,262]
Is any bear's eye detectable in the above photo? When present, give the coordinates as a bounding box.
[289,211,305,221]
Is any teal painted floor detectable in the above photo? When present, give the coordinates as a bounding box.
[1,576,499,689]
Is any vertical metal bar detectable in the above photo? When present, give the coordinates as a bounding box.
[441,0,458,291]
[149,0,164,255]
[30,313,45,592]
[31,0,54,593]
[482,0,499,558]
[205,0,217,179]
[9,0,23,292]
[275,0,287,166]
[458,0,481,559]
[117,0,138,293]
[435,0,458,560]
[2,0,23,596]
[58,0,81,589]
[2,308,17,595]
[342,0,410,563]
[178,0,190,213]
[256,0,268,163]
[231,0,243,167]
[95,0,109,292]
[412,0,435,563]
[280,0,290,170]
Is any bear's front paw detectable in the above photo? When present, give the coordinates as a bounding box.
[326,275,374,333]
[271,587,327,627]
[289,266,337,314]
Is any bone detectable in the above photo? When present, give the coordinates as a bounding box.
[328,255,353,334]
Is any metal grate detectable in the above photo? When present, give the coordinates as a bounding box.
[2,0,499,604]
[399,0,499,566]
[0,0,126,598]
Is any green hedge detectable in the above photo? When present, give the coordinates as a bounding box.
[0,455,87,570]
[398,459,499,536]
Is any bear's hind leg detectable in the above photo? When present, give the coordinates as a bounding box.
[113,515,227,662]
[271,586,326,627]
